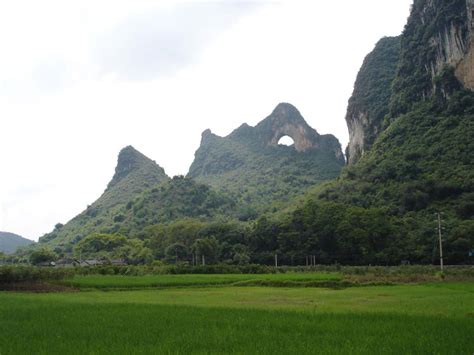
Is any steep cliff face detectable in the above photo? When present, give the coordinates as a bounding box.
[347,0,474,165]
[312,0,474,263]
[345,37,400,165]
[390,0,472,116]
[188,103,345,217]
[429,0,474,89]
[456,0,474,88]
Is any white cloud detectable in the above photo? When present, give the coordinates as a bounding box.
[0,0,413,240]
[94,2,262,80]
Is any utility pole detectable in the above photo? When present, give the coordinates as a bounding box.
[275,254,278,268]
[436,212,444,272]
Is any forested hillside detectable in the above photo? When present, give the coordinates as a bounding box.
[268,0,474,265]
[188,103,345,218]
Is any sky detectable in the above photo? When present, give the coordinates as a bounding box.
[0,0,413,241]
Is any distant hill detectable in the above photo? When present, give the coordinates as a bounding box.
[188,103,345,218]
[0,232,34,254]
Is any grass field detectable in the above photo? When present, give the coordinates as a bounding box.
[1,277,473,354]
[59,273,342,289]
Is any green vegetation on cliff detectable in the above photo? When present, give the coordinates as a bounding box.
[37,146,237,255]
[296,0,474,265]
[188,103,345,218]
[345,36,400,163]
[390,0,468,117]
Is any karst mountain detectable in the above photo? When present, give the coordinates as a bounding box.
[35,0,473,264]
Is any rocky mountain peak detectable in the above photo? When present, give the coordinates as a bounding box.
[255,103,343,158]
[107,145,165,190]
[200,129,218,145]
[270,103,304,121]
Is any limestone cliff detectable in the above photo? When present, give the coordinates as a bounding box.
[345,37,400,165]
[430,0,474,90]
[347,0,474,164]
[315,0,474,257]
[390,0,473,116]
[254,103,344,160]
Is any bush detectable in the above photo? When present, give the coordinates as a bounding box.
[29,248,58,265]
[0,266,73,284]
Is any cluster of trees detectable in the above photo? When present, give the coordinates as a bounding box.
[143,219,250,265]
[30,196,473,267]
[74,233,153,264]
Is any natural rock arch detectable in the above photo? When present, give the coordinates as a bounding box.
[198,103,345,162]
[277,135,295,146]
[269,124,316,152]
[263,103,323,152]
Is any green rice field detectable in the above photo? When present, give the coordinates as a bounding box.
[59,272,342,289]
[1,274,473,354]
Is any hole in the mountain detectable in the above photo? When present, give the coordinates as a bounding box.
[278,135,295,147]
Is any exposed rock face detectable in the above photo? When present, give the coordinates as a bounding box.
[390,0,472,116]
[256,103,344,160]
[347,0,474,165]
[455,0,474,89]
[425,0,474,90]
[265,104,323,151]
[346,112,369,165]
[414,0,472,90]
[345,37,401,165]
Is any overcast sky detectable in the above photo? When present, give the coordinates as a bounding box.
[0,0,412,241]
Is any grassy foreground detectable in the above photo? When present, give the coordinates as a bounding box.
[59,273,342,289]
[1,282,473,354]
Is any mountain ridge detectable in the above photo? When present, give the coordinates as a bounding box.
[37,146,171,248]
[188,103,345,217]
